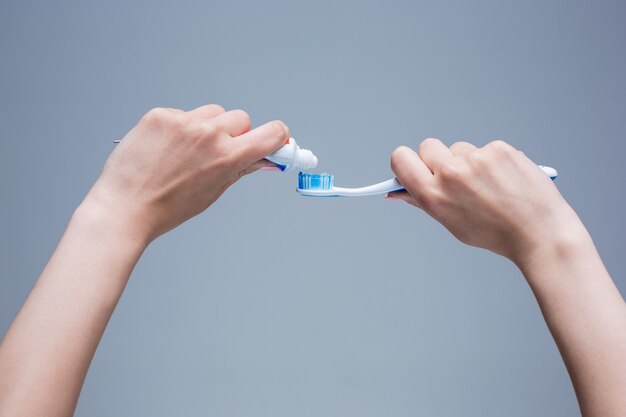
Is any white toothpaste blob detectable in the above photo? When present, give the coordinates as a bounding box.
[264,138,318,171]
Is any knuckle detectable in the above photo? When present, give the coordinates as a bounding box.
[450,141,471,151]
[141,107,169,125]
[140,107,189,132]
[488,139,512,155]
[168,113,186,130]
[468,150,484,164]
[201,122,218,138]
[234,108,250,120]
[209,104,225,113]
[419,137,439,151]
[438,161,464,183]
[188,120,219,142]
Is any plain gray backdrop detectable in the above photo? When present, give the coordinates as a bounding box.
[1,1,625,416]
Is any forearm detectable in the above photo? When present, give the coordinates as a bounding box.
[0,197,148,417]
[517,220,626,417]
[0,104,287,417]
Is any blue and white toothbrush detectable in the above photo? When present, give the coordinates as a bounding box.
[297,165,558,197]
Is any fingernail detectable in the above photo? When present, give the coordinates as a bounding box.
[385,195,402,202]
[259,166,281,172]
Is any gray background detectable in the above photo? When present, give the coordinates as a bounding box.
[1,0,625,416]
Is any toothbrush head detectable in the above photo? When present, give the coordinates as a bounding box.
[297,172,337,197]
[298,172,334,190]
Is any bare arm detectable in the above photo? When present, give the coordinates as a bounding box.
[0,199,146,417]
[389,139,626,417]
[0,104,289,417]
[518,221,626,417]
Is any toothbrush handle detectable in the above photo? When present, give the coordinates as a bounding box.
[335,178,404,196]
[388,164,558,194]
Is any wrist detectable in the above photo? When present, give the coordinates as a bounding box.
[511,209,594,275]
[74,186,153,251]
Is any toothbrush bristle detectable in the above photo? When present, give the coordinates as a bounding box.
[298,172,334,190]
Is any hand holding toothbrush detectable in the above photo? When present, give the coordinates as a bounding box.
[387,139,572,264]
[388,138,626,417]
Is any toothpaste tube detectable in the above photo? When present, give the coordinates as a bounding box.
[265,138,318,171]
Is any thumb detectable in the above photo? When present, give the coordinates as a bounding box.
[390,146,434,200]
[233,120,289,167]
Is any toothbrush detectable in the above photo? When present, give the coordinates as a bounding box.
[297,165,558,197]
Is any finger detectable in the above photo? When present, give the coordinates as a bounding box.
[233,120,289,166]
[213,109,252,137]
[418,138,453,173]
[240,159,280,176]
[386,190,421,208]
[483,139,518,155]
[259,165,282,172]
[161,107,184,114]
[188,104,225,119]
[449,141,477,156]
[390,146,434,202]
